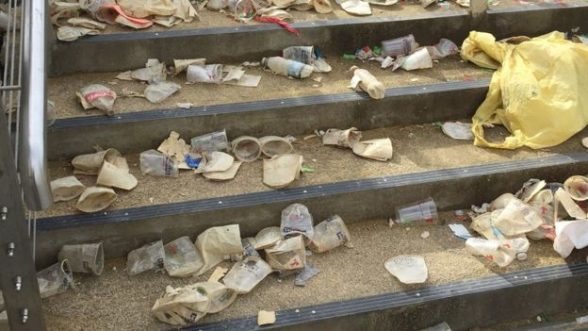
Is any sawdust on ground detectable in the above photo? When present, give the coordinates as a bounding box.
[42,217,576,331]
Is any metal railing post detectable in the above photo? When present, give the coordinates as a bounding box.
[0,112,46,330]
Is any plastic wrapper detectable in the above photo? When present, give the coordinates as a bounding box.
[281,203,314,239]
[187,64,223,83]
[195,225,243,275]
[309,215,351,253]
[553,220,588,258]
[400,48,433,71]
[294,263,319,286]
[265,236,306,271]
[144,82,181,103]
[465,237,517,267]
[384,255,428,284]
[76,84,117,116]
[127,240,165,276]
[351,138,393,161]
[164,236,204,277]
[140,149,179,177]
[222,256,272,293]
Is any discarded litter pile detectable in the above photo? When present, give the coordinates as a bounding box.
[51,148,137,212]
[147,203,351,325]
[344,35,459,72]
[140,130,308,188]
[461,175,588,266]
[461,31,588,149]
[78,46,332,115]
[51,0,199,40]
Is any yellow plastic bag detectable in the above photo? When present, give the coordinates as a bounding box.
[461,31,588,149]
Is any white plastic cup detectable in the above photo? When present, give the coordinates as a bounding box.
[395,198,438,224]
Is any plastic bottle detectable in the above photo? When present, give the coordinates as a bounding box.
[350,66,385,100]
[261,57,314,79]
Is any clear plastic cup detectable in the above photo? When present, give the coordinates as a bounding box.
[395,198,438,224]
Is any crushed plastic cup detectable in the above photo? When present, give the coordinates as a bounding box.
[427,38,459,60]
[152,282,237,326]
[164,236,204,277]
[259,136,294,157]
[564,175,588,201]
[231,136,262,162]
[58,242,104,275]
[140,149,179,177]
[351,138,393,161]
[76,186,117,213]
[195,224,243,275]
[253,226,282,249]
[283,46,315,65]
[263,154,303,188]
[127,240,165,276]
[395,198,438,224]
[97,160,138,191]
[281,203,314,239]
[322,127,362,148]
[191,130,229,153]
[400,48,433,71]
[493,199,543,236]
[348,66,385,100]
[309,215,351,253]
[384,255,428,284]
[222,256,272,293]
[381,34,419,57]
[71,148,121,175]
[50,176,85,202]
[516,178,547,202]
[37,260,74,299]
[187,64,223,84]
[242,238,260,257]
[265,236,306,271]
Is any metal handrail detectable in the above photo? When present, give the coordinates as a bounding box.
[17,0,53,211]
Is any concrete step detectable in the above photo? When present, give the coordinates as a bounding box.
[39,217,588,330]
[49,1,588,75]
[36,123,588,265]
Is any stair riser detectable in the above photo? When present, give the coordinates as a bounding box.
[35,153,588,267]
[49,6,588,75]
[48,81,487,160]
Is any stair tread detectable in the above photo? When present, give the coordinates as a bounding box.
[41,123,587,219]
[48,56,490,120]
[41,218,577,330]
